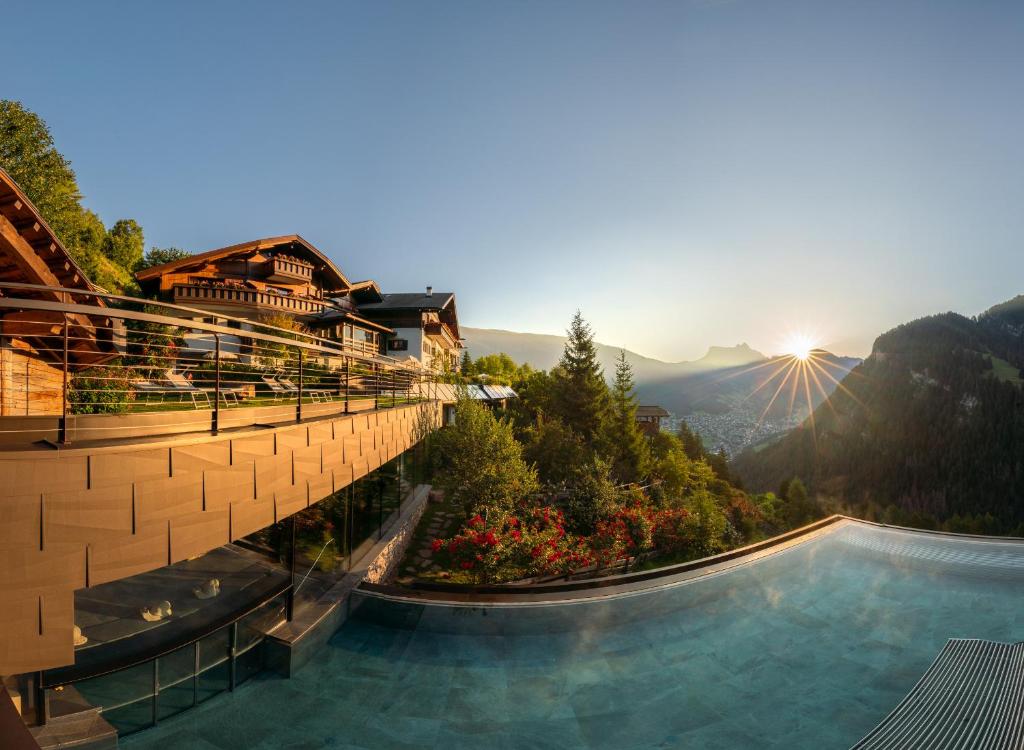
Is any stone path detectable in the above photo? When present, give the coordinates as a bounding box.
[397,508,462,581]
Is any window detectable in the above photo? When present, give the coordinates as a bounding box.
[388,339,408,352]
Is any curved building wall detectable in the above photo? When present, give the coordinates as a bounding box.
[0,401,439,675]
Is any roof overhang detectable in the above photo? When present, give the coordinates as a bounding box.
[135,235,352,291]
[0,167,101,302]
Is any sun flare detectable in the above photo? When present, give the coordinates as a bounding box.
[784,334,815,361]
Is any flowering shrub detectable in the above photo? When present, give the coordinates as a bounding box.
[650,507,693,556]
[431,505,590,582]
[589,503,655,567]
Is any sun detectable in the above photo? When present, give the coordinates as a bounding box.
[784,334,815,361]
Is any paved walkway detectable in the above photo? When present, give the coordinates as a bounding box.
[395,501,461,581]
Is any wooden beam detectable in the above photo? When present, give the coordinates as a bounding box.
[11,218,41,234]
[0,214,64,298]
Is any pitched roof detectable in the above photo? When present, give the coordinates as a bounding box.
[135,234,352,290]
[358,292,455,311]
[0,166,100,300]
[636,405,670,418]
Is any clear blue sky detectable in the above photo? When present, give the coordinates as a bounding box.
[4,1,1023,360]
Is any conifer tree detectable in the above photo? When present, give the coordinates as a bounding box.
[606,350,649,483]
[459,349,473,377]
[552,311,612,447]
[678,421,706,461]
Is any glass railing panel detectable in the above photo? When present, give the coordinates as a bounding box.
[157,643,196,721]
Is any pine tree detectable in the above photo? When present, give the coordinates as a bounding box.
[606,350,649,483]
[678,421,706,461]
[459,350,473,377]
[552,311,612,447]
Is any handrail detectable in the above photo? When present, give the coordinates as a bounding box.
[0,284,433,446]
[40,577,291,688]
[0,281,407,366]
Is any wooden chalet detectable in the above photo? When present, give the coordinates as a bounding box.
[0,168,120,415]
[357,287,463,371]
[135,235,393,356]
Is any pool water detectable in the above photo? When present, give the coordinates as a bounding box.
[123,522,1024,749]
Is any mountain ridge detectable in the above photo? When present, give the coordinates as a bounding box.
[734,293,1024,534]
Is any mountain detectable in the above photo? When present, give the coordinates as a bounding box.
[461,327,766,383]
[638,351,861,417]
[461,327,860,454]
[734,295,1024,535]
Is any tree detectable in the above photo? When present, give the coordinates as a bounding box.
[521,416,587,487]
[138,246,191,271]
[678,421,706,461]
[605,350,649,483]
[0,100,143,294]
[682,489,728,557]
[551,311,612,446]
[433,396,539,516]
[0,100,83,248]
[781,477,818,528]
[459,350,473,377]
[565,457,622,535]
[103,219,144,269]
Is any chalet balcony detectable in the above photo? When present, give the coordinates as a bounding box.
[172,282,329,315]
[261,254,313,284]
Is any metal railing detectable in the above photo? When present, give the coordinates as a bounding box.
[0,282,442,447]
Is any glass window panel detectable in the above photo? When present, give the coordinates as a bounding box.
[199,627,231,671]
[196,661,229,704]
[74,660,153,712]
[156,643,196,720]
[235,645,263,687]
[102,696,154,736]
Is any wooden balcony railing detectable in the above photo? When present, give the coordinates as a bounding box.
[263,256,313,283]
[172,283,329,314]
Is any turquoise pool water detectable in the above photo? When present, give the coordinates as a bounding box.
[123,522,1024,749]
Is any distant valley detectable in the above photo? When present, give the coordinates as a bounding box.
[461,327,861,454]
[734,294,1024,534]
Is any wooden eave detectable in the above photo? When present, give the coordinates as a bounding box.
[135,235,352,291]
[0,168,101,302]
[0,168,116,365]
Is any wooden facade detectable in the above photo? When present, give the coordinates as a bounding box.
[135,235,392,355]
[636,405,670,436]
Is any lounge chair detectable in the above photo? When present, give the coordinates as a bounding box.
[278,374,333,402]
[166,370,244,406]
[261,373,291,400]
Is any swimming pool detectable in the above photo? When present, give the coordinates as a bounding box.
[123,520,1024,749]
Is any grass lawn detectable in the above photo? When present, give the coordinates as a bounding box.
[986,354,1023,385]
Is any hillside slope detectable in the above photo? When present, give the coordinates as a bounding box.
[734,296,1024,533]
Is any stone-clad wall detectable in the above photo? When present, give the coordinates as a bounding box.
[363,484,431,585]
[0,402,439,676]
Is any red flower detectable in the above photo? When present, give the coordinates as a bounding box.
[460,561,474,570]
[431,539,444,552]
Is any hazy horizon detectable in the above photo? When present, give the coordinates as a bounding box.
[6,1,1023,361]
